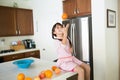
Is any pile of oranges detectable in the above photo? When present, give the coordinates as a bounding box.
[39,66,61,79]
[17,73,32,80]
[17,66,61,80]
[52,66,61,74]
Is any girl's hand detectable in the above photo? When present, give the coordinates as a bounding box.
[61,23,70,45]
[63,24,69,38]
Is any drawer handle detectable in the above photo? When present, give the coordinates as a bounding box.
[30,53,35,55]
[12,56,17,59]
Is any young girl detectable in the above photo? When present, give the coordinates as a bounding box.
[52,22,90,80]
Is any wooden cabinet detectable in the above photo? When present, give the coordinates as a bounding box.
[0,6,17,36]
[4,53,24,62]
[24,50,40,58]
[0,57,4,63]
[67,74,78,80]
[63,0,76,18]
[63,0,91,18]
[0,50,40,63]
[16,8,34,35]
[0,6,34,37]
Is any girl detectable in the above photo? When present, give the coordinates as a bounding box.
[52,22,90,80]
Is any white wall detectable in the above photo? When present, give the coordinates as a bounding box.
[105,0,119,80]
[118,0,120,79]
[0,0,119,80]
[92,0,119,80]
[91,0,106,80]
[0,0,63,61]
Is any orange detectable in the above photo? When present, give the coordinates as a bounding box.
[52,66,57,71]
[40,70,45,74]
[44,70,53,78]
[55,68,61,74]
[34,76,41,80]
[62,13,68,19]
[25,76,32,80]
[17,73,25,80]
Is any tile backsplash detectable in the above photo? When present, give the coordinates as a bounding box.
[0,36,34,50]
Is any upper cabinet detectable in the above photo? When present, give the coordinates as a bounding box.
[0,6,34,37]
[0,6,17,36]
[63,0,91,18]
[16,8,34,35]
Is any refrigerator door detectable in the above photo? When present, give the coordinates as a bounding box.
[62,16,91,62]
[63,18,83,60]
[69,18,83,60]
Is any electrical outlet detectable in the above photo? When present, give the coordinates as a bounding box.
[0,39,5,45]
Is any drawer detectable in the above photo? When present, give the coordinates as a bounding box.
[0,57,4,63]
[24,50,40,58]
[3,53,24,62]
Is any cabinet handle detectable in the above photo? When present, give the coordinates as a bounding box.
[16,30,18,35]
[18,30,21,35]
[30,52,35,55]
[73,10,76,14]
[12,56,17,59]
[77,9,80,14]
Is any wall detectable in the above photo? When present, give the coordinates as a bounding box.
[0,0,119,80]
[105,0,119,80]
[0,0,35,50]
[118,0,120,80]
[0,0,63,61]
[0,36,34,51]
[91,0,106,80]
[92,0,119,80]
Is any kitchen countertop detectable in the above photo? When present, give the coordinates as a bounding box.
[0,57,77,80]
[0,48,40,57]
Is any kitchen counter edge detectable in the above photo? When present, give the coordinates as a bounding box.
[0,48,40,57]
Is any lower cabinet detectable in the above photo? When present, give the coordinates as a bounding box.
[66,74,78,80]
[1,50,40,63]
[24,50,40,58]
[0,57,4,63]
[4,53,24,62]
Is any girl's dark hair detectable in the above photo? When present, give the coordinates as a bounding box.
[52,22,72,47]
[52,22,63,39]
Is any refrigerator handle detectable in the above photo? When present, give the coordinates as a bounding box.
[72,23,76,56]
[70,24,73,43]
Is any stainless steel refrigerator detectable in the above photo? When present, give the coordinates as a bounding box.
[62,15,93,80]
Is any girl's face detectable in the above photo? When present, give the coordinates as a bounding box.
[53,25,64,39]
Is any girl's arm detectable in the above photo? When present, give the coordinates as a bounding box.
[69,47,73,53]
[62,24,69,45]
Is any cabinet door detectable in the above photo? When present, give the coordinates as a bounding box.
[63,0,91,18]
[67,74,78,80]
[63,0,77,18]
[76,0,91,16]
[0,57,4,63]
[0,6,17,37]
[24,50,40,58]
[3,53,24,62]
[16,8,34,35]
[86,0,91,13]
